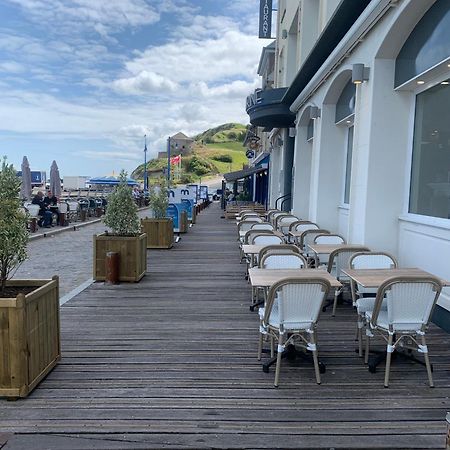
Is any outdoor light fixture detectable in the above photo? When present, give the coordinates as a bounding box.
[417,80,425,85]
[309,106,321,119]
[352,64,370,84]
[281,29,288,39]
[289,127,296,137]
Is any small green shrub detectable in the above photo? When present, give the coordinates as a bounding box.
[103,171,141,236]
[149,178,169,219]
[212,154,233,163]
[186,155,215,177]
[0,157,29,294]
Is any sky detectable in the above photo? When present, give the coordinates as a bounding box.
[0,0,267,178]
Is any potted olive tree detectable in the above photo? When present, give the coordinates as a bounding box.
[93,171,147,282]
[141,179,173,249]
[0,157,61,399]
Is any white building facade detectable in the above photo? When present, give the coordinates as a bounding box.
[247,0,450,328]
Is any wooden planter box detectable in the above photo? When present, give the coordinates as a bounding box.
[93,233,147,282]
[0,278,60,399]
[141,218,173,249]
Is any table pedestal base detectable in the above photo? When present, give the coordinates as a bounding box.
[261,344,326,374]
[367,348,431,374]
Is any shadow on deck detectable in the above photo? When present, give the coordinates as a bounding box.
[2,203,450,449]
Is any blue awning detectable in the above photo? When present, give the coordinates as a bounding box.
[89,176,139,186]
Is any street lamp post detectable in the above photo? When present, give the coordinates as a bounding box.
[167,136,171,189]
[143,135,148,192]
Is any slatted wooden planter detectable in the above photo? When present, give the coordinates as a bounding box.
[93,233,147,282]
[0,277,61,399]
[141,218,173,249]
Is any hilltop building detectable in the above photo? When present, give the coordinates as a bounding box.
[158,132,194,159]
[245,0,450,328]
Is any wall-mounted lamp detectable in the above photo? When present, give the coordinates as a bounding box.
[352,64,370,84]
[309,106,321,119]
[277,136,283,147]
[289,127,296,137]
[281,29,288,39]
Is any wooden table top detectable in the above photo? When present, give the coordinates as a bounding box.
[248,268,342,288]
[307,244,368,254]
[341,268,450,288]
[242,244,287,255]
[239,230,282,239]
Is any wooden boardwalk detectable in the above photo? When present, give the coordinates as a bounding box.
[1,203,450,449]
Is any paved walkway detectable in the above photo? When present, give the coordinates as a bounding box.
[15,208,151,298]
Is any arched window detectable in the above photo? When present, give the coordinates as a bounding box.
[335,79,355,205]
[395,0,450,87]
[335,79,355,123]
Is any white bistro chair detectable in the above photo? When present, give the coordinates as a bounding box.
[365,276,442,387]
[258,277,331,386]
[348,251,398,356]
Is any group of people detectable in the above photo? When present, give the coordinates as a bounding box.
[31,190,59,228]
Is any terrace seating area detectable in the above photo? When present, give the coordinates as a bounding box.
[22,194,109,234]
[2,203,450,449]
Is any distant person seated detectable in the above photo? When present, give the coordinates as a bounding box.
[32,191,53,227]
[44,190,60,225]
[227,191,235,202]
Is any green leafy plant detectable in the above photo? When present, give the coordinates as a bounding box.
[186,155,215,177]
[103,170,141,236]
[149,178,169,219]
[211,154,233,163]
[0,157,28,294]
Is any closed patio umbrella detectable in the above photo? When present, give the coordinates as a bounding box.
[49,160,62,198]
[20,156,32,200]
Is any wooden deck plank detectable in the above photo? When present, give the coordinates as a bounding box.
[1,203,450,449]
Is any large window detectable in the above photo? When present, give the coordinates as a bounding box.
[409,81,450,219]
[344,125,354,205]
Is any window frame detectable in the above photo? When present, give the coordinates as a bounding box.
[402,70,450,227]
[336,115,355,207]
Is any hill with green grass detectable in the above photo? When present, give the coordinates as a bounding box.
[132,123,248,183]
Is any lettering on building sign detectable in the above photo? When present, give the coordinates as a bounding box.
[259,0,272,39]
[246,89,263,111]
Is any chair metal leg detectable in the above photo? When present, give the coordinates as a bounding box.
[384,333,394,388]
[364,331,370,365]
[274,334,284,387]
[357,318,363,358]
[310,332,321,385]
[332,290,339,316]
[421,334,434,388]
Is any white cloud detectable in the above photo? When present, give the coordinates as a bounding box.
[79,150,141,162]
[194,79,260,99]
[113,71,179,95]
[121,29,264,85]
[0,61,26,73]
[5,0,160,36]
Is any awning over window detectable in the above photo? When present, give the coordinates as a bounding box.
[223,166,266,182]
